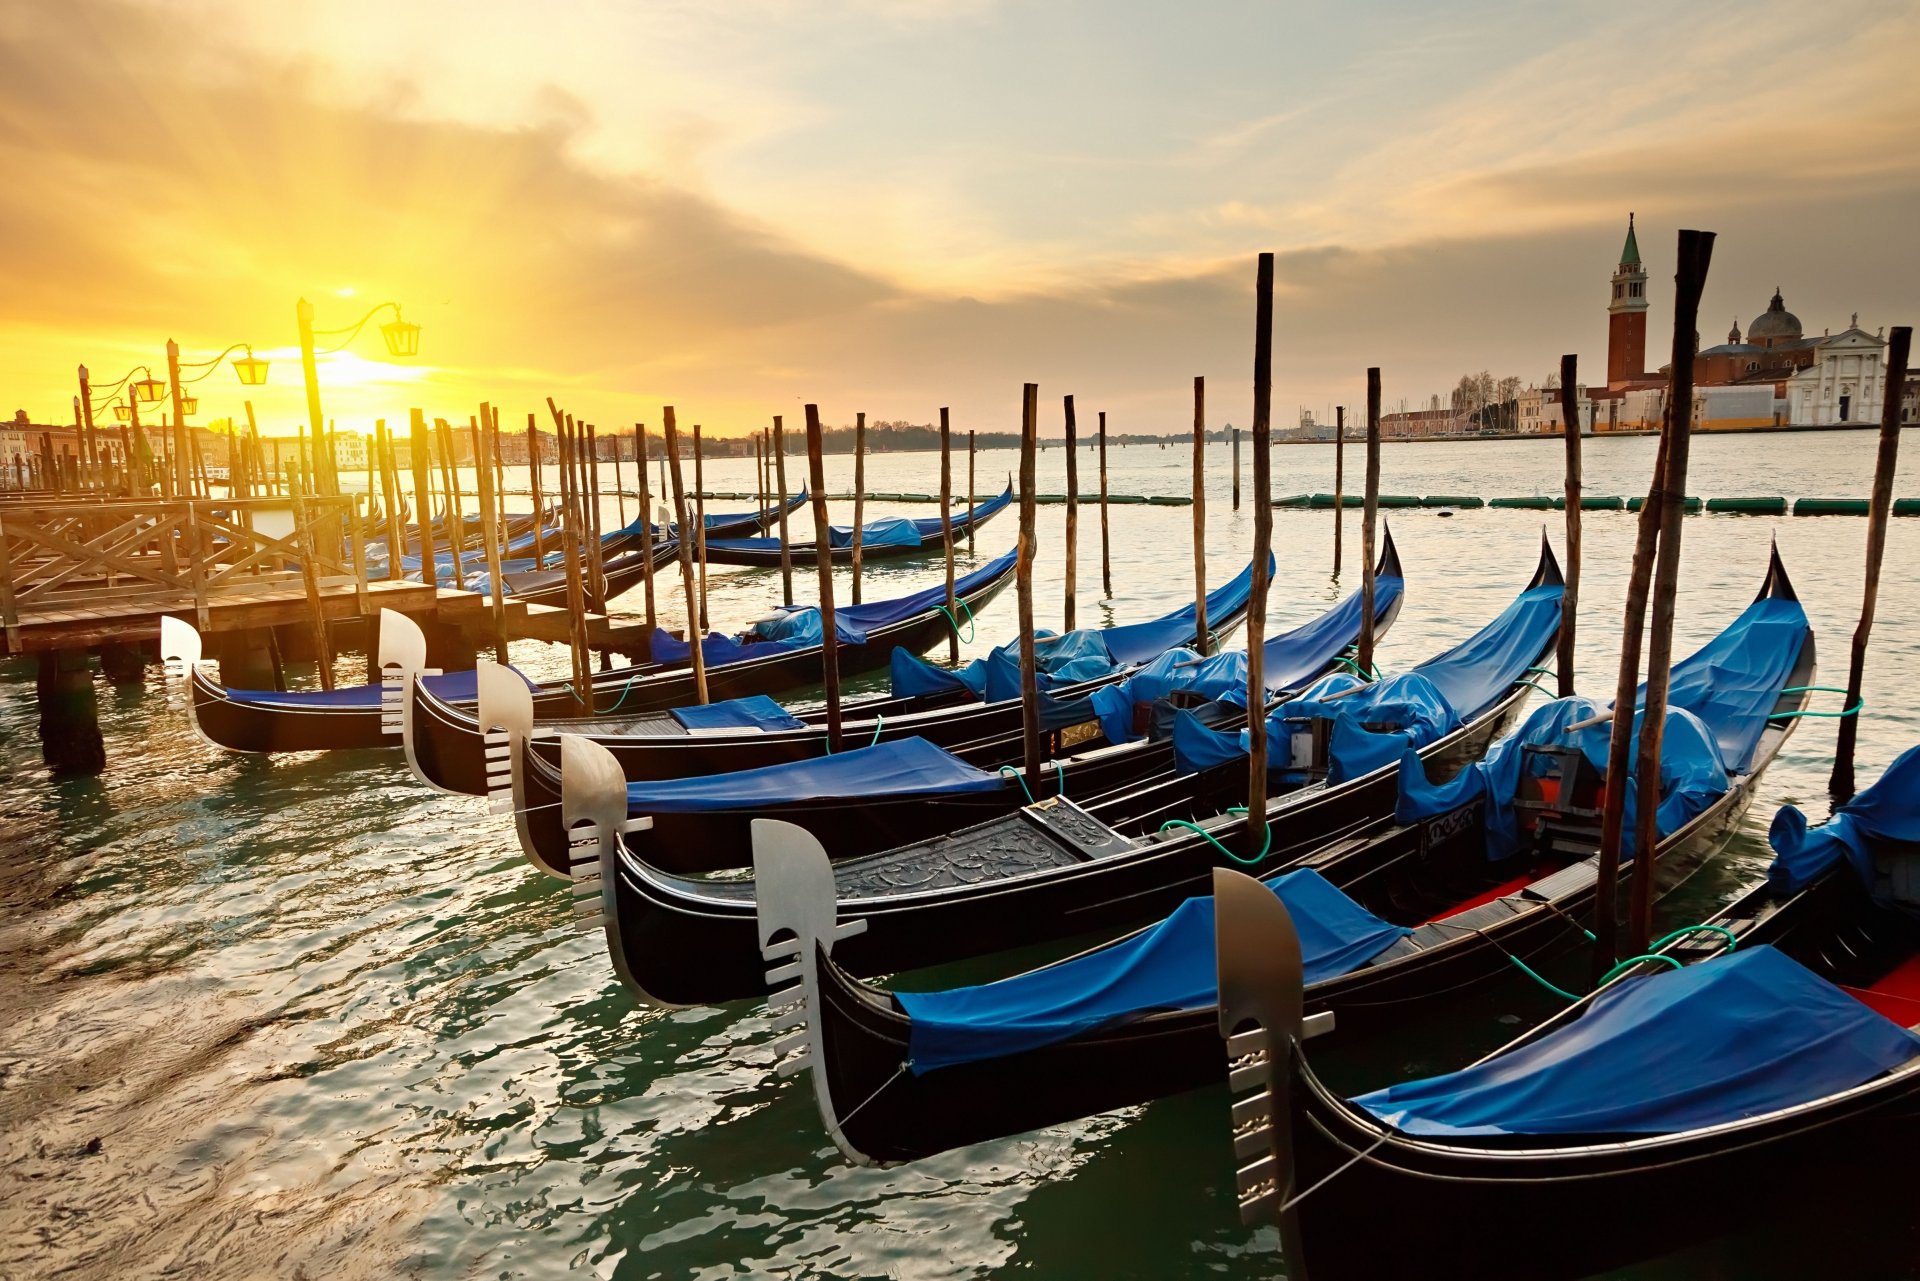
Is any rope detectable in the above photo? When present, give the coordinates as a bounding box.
[570,669,644,713]
[1278,1130,1396,1214]
[1595,952,1683,988]
[999,761,1067,803]
[937,598,976,643]
[1768,685,1864,721]
[1160,807,1269,867]
[833,1060,910,1130]
[870,715,884,747]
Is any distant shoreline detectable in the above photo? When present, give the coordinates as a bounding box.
[1278,422,1880,446]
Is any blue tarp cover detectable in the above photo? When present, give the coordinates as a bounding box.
[1770,742,1920,894]
[1355,945,1920,1137]
[1099,555,1267,666]
[226,664,537,708]
[1411,583,1562,723]
[1397,696,1729,862]
[648,628,760,668]
[1651,595,1808,775]
[1262,573,1405,693]
[827,516,924,550]
[670,695,807,732]
[906,486,1012,537]
[1089,647,1249,745]
[898,868,1409,1074]
[622,735,1003,814]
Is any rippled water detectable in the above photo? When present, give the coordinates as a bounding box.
[5,430,1919,1280]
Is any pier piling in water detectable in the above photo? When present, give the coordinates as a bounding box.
[1192,376,1208,654]
[1064,395,1078,632]
[1357,378,1381,675]
[1246,253,1275,847]
[1558,354,1583,697]
[773,415,794,606]
[805,405,843,750]
[941,407,958,664]
[660,406,708,707]
[1333,406,1345,577]
[1098,411,1112,599]
[1017,384,1042,783]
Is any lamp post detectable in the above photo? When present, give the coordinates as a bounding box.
[295,298,419,497]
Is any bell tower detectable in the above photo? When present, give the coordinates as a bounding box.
[1606,212,1649,386]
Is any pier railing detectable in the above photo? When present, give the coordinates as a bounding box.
[0,495,369,653]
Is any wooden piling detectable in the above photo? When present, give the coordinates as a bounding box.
[634,422,658,635]
[1192,376,1209,654]
[585,421,609,618]
[804,405,842,749]
[851,411,866,606]
[377,421,404,581]
[526,415,545,561]
[1625,228,1716,958]
[1017,384,1043,783]
[1246,253,1276,847]
[1832,325,1912,799]
[773,416,794,607]
[291,493,335,690]
[1557,354,1583,697]
[435,418,468,589]
[1358,375,1382,675]
[1064,395,1078,632]
[473,408,510,664]
[968,430,977,552]
[941,407,958,664]
[1333,406,1345,576]
[1098,410,1112,598]
[545,399,594,699]
[612,430,627,529]
[657,407,708,706]
[692,422,709,631]
[408,409,440,590]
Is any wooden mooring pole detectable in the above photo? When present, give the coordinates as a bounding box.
[1333,406,1345,577]
[661,406,708,706]
[1232,425,1241,510]
[634,422,658,636]
[1246,253,1275,849]
[545,399,593,699]
[773,416,794,606]
[1831,325,1912,800]
[1017,383,1042,783]
[693,422,709,631]
[1098,410,1112,598]
[968,430,977,553]
[527,414,545,561]
[1357,381,1381,675]
[408,409,439,590]
[1558,354,1583,697]
[941,407,958,664]
[1064,394,1078,632]
[804,405,843,750]
[1192,376,1209,653]
[851,411,866,605]
[1626,228,1716,958]
[473,407,510,664]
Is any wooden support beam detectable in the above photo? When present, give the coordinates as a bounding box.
[805,405,841,748]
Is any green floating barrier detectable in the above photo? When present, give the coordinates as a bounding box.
[1626,496,1703,512]
[1706,496,1787,515]
[902,493,932,502]
[1489,496,1555,510]
[1147,495,1193,506]
[1421,495,1485,508]
[1378,494,1423,508]
[1272,493,1315,508]
[1896,498,1920,517]
[1108,494,1149,505]
[1794,497,1871,516]
[1576,496,1625,511]
[1305,493,1362,509]
[1035,494,1067,504]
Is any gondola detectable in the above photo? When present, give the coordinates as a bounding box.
[699,486,1014,568]
[165,547,1020,756]
[436,534,1407,798]
[1214,739,1920,1281]
[753,551,1811,1164]
[577,535,1566,1007]
[505,550,1399,876]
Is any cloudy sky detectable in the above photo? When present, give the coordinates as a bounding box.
[2,0,1916,438]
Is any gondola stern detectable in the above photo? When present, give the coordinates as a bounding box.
[752,819,884,1168]
[1758,535,1799,603]
[557,734,656,995]
[1532,526,1566,590]
[1213,867,1331,1264]
[1374,523,1403,583]
[159,614,204,715]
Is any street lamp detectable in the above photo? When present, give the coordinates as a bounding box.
[132,376,166,403]
[296,297,420,493]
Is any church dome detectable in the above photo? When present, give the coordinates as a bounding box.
[1748,289,1802,343]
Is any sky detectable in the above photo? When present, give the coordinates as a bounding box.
[2,0,1917,439]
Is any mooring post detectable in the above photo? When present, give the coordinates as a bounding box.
[805,405,843,749]
[545,399,593,699]
[1064,394,1079,632]
[37,649,104,774]
[1017,384,1043,783]
[1558,354,1583,697]
[1626,228,1716,958]
[1232,425,1241,510]
[1190,377,1210,653]
[941,407,959,664]
[408,409,440,590]
[1358,376,1382,676]
[527,414,545,562]
[968,429,977,552]
[1333,405,1345,576]
[1832,325,1912,800]
[693,422,709,632]
[634,422,658,637]
[661,406,708,705]
[473,407,510,664]
[1246,253,1276,849]
[1098,410,1112,598]
[773,416,794,607]
[851,411,866,606]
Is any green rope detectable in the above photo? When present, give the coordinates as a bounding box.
[1330,653,1383,680]
[1159,807,1269,867]
[1525,665,1557,678]
[1649,923,1739,953]
[1768,688,1864,721]
[1504,920,1734,1003]
[1595,952,1683,988]
[937,598,976,643]
[1502,952,1585,1003]
[1515,677,1555,697]
[999,765,1034,804]
[870,715,884,748]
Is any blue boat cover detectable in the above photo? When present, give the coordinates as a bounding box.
[898,868,1409,1074]
[647,628,761,668]
[621,735,1002,814]
[225,664,537,708]
[1769,742,1920,894]
[1089,648,1250,745]
[1649,594,1809,775]
[826,516,924,550]
[1414,583,1563,722]
[1397,696,1729,862]
[905,486,1013,537]
[1355,945,1920,1137]
[1099,555,1267,666]
[670,695,808,732]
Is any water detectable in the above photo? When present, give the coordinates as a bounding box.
[5,431,1919,1280]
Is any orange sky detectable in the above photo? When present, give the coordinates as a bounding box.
[4,0,1918,439]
